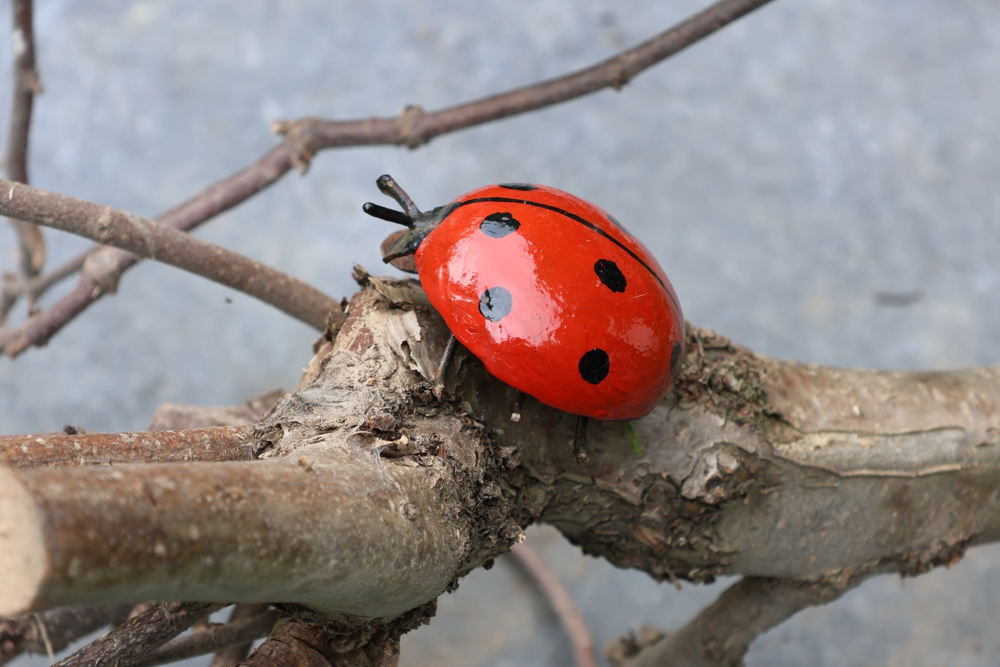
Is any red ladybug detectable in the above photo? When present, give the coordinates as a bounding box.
[364,175,684,462]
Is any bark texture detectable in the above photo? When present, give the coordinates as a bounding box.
[2,276,998,655]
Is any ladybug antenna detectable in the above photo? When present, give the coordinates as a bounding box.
[376,174,421,217]
[362,202,415,228]
[365,173,455,263]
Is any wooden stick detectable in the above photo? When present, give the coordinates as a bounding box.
[0,452,467,617]
[509,543,596,667]
[4,0,45,281]
[0,425,253,469]
[0,180,341,332]
[137,608,280,667]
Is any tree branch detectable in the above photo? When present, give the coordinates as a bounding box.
[2,278,998,629]
[0,604,132,666]
[4,0,45,280]
[617,575,866,667]
[0,425,253,469]
[0,452,473,616]
[508,543,596,667]
[273,0,775,161]
[53,601,220,667]
[1,251,84,322]
[241,616,403,667]
[0,180,342,342]
[0,0,774,356]
[135,608,280,667]
[207,604,271,667]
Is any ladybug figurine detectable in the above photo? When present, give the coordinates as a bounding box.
[363,175,684,463]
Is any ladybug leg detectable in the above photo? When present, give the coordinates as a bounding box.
[509,390,524,422]
[431,333,458,400]
[572,416,590,464]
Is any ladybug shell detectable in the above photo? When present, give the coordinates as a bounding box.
[415,183,684,421]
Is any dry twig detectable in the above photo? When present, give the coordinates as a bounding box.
[53,601,220,667]
[0,0,773,356]
[207,604,271,667]
[0,180,341,343]
[0,604,132,665]
[0,424,253,469]
[1,252,84,321]
[136,608,279,667]
[508,543,597,667]
[3,0,45,284]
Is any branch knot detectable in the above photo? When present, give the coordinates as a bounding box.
[395,105,428,150]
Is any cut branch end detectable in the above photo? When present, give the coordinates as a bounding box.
[0,466,46,615]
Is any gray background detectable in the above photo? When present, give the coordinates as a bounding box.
[1,0,999,665]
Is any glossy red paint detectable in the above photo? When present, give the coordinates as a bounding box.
[414,183,684,420]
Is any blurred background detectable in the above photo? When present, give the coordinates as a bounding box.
[1,0,999,664]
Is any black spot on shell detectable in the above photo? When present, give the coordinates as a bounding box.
[670,341,683,381]
[480,212,520,238]
[498,183,538,191]
[578,348,610,384]
[479,287,512,322]
[594,259,626,293]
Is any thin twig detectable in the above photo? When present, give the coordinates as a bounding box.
[1,251,85,321]
[4,0,45,281]
[29,613,53,663]
[0,180,341,339]
[0,605,133,666]
[0,424,253,469]
[0,0,775,357]
[508,543,597,667]
[274,0,776,160]
[136,609,279,667]
[207,604,270,667]
[53,602,221,667]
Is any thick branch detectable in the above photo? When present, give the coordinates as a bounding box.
[0,425,253,469]
[1,0,773,356]
[0,454,469,616]
[4,0,44,279]
[5,278,995,643]
[0,180,341,333]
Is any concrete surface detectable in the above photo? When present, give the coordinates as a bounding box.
[1,0,998,664]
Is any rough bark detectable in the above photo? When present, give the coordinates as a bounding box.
[0,425,253,469]
[1,276,997,649]
[53,601,219,667]
[207,604,272,667]
[136,608,279,667]
[0,604,132,665]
